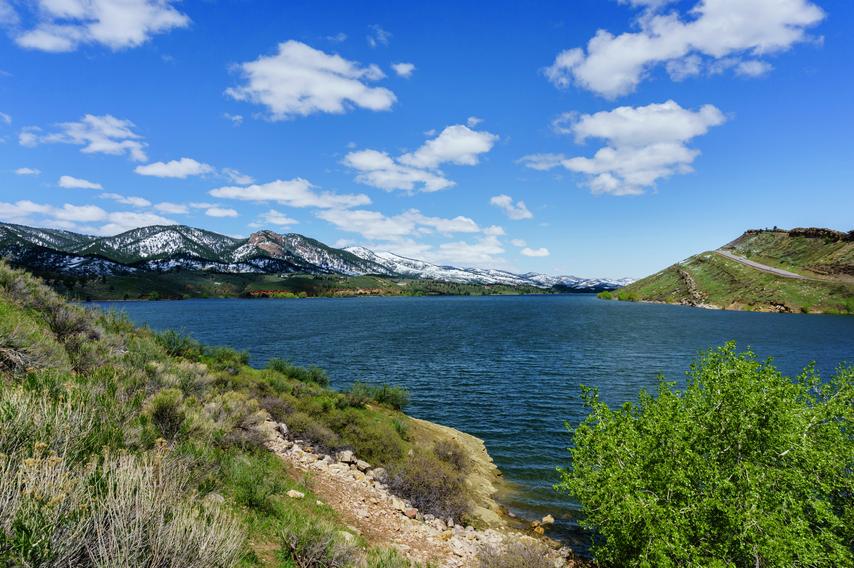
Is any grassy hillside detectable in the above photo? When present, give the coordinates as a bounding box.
[0,262,502,566]
[603,229,854,314]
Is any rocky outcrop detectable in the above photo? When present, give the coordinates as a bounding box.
[256,417,576,568]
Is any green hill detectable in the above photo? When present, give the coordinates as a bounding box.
[604,228,854,314]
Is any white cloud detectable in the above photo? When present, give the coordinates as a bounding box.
[223,112,244,126]
[210,178,370,209]
[10,0,189,53]
[205,206,238,218]
[98,211,177,234]
[134,157,214,178]
[317,208,481,242]
[490,194,533,220]
[545,0,824,97]
[20,114,147,161]
[14,167,40,175]
[344,124,498,192]
[391,62,415,78]
[226,40,396,120]
[100,193,151,207]
[0,111,10,124]
[153,202,189,214]
[0,199,176,234]
[343,150,453,192]
[221,167,254,185]
[520,100,726,195]
[510,238,527,247]
[367,24,391,48]
[326,32,347,43]
[258,209,298,227]
[433,234,505,266]
[58,175,102,189]
[521,247,550,257]
[517,153,566,172]
[466,116,483,127]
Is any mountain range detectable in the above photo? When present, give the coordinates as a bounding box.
[0,222,631,292]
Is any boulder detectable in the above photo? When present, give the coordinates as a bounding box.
[542,514,555,525]
[336,450,355,464]
[404,508,418,519]
[355,459,371,472]
[367,467,387,482]
[286,489,305,499]
[276,422,288,437]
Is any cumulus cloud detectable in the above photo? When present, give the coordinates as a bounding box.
[100,193,151,207]
[225,40,396,120]
[14,167,39,175]
[544,0,824,97]
[432,234,505,266]
[221,168,254,185]
[317,208,481,242]
[257,209,298,227]
[153,202,189,214]
[205,206,238,218]
[520,100,726,195]
[0,199,175,234]
[58,175,102,189]
[8,0,189,53]
[391,62,415,77]
[344,124,498,192]
[490,194,533,220]
[134,157,214,178]
[210,178,370,209]
[521,247,550,257]
[20,114,147,161]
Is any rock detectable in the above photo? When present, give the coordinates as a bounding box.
[336,450,355,463]
[404,507,418,519]
[355,459,371,471]
[542,514,555,525]
[286,489,305,499]
[533,526,545,535]
[368,467,387,482]
[316,500,325,506]
[276,422,288,437]
[352,470,366,482]
[391,497,407,512]
[447,517,455,528]
[531,520,541,528]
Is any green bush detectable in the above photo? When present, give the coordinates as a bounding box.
[205,346,250,373]
[596,290,613,300]
[287,411,343,452]
[388,450,468,521]
[433,439,470,473]
[145,388,186,440]
[267,358,330,386]
[559,343,854,567]
[348,382,410,410]
[155,329,203,359]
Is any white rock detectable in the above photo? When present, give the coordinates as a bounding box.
[336,450,355,463]
[286,489,305,499]
[355,459,371,471]
[276,422,288,437]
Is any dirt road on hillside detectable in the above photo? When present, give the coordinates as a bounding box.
[716,250,809,280]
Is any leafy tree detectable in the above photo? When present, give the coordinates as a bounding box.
[559,343,853,567]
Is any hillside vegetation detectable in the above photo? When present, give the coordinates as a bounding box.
[0,262,506,567]
[603,228,854,314]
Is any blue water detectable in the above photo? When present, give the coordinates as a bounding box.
[100,295,854,549]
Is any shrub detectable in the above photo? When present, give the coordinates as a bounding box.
[286,412,342,452]
[205,346,249,373]
[558,343,854,567]
[155,329,203,360]
[388,450,468,521]
[348,382,410,410]
[145,388,186,440]
[258,395,294,422]
[596,290,613,300]
[268,358,331,387]
[477,540,555,568]
[433,439,470,473]
[279,510,356,568]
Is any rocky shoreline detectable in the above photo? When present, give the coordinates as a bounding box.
[257,417,577,567]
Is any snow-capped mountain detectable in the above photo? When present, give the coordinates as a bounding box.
[0,222,631,291]
[344,247,631,290]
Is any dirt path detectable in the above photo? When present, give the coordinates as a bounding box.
[716,250,808,280]
[258,418,575,568]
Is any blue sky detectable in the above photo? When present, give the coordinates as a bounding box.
[0,0,851,278]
